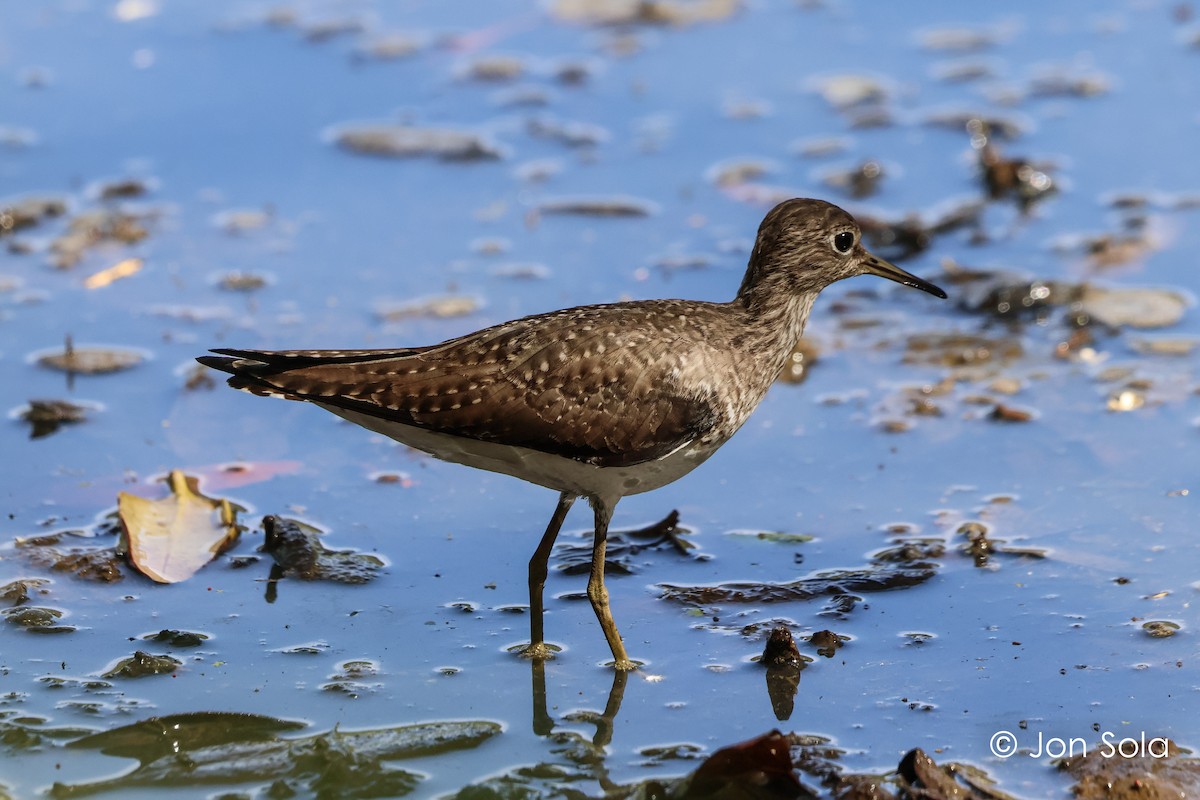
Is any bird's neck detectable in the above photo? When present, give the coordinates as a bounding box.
[734,264,820,354]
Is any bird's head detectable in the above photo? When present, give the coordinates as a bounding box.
[738,198,946,304]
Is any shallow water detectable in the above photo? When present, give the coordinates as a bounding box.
[1,1,1198,797]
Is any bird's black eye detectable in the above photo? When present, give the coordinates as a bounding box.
[833,231,855,253]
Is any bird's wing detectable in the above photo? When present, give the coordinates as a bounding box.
[199,303,721,468]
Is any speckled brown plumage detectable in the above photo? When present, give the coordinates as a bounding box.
[198,197,946,670]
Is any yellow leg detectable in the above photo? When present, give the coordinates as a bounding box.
[587,498,636,671]
[520,492,575,661]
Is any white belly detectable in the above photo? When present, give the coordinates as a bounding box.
[319,404,718,504]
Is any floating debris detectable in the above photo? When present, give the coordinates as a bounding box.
[353,31,426,62]
[1080,286,1188,329]
[59,717,500,797]
[50,208,151,268]
[334,124,505,161]
[760,626,804,669]
[792,136,851,158]
[261,516,385,584]
[1,605,75,634]
[931,58,997,83]
[1107,389,1146,412]
[808,630,846,658]
[706,158,776,188]
[915,24,1009,51]
[119,470,241,584]
[556,511,695,574]
[924,110,1025,140]
[548,0,741,26]
[213,208,271,234]
[457,54,526,82]
[376,294,481,321]
[1130,337,1197,356]
[989,403,1035,423]
[0,196,66,236]
[1060,737,1198,798]
[18,530,125,582]
[535,195,658,217]
[490,262,552,280]
[0,577,49,606]
[857,201,983,261]
[660,562,936,604]
[1142,620,1181,638]
[143,629,209,647]
[94,177,151,200]
[820,160,884,199]
[1029,67,1111,98]
[903,333,1023,368]
[102,651,182,678]
[36,342,145,375]
[809,73,891,109]
[526,115,610,148]
[215,270,270,291]
[656,731,806,797]
[18,399,90,439]
[971,120,1055,210]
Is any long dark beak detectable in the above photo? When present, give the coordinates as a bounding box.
[863,254,947,299]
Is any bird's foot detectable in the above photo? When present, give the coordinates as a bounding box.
[608,657,642,672]
[513,642,561,661]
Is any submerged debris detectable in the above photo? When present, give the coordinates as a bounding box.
[660,562,936,605]
[58,717,500,797]
[334,124,505,161]
[554,511,696,576]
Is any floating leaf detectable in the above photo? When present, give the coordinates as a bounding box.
[83,258,144,289]
[118,471,240,584]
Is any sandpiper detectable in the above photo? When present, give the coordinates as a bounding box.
[199,198,945,670]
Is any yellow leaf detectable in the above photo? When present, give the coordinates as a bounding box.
[118,471,239,584]
[84,257,144,289]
